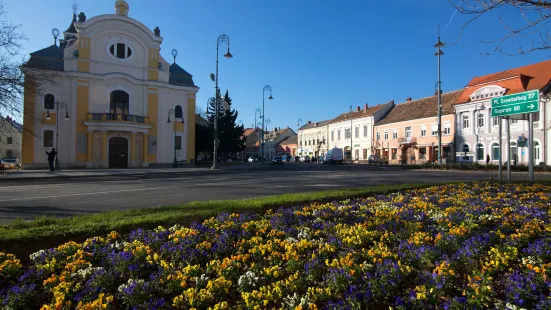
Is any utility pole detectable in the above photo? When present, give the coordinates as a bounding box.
[435,25,445,165]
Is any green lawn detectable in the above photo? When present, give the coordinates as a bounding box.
[0,182,449,259]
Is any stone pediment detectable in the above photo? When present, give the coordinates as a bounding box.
[470,85,507,101]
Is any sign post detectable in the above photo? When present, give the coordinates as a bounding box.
[498,117,502,181]
[529,113,534,182]
[506,117,511,181]
[491,90,540,182]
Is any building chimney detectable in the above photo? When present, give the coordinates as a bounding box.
[364,103,368,111]
[406,97,412,102]
[356,106,360,112]
[308,121,311,124]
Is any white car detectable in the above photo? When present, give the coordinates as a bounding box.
[300,155,311,163]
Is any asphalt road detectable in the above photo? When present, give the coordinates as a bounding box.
[0,164,548,224]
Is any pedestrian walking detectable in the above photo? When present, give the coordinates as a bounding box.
[46,148,57,172]
[486,154,490,165]
[513,153,517,167]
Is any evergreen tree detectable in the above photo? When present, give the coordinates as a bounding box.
[206,90,245,159]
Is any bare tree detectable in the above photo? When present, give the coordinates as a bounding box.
[450,0,551,55]
[0,1,57,138]
[0,1,25,120]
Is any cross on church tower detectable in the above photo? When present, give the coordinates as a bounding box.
[71,0,78,15]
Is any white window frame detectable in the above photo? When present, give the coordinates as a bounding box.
[431,124,438,136]
[477,113,484,128]
[462,114,470,129]
[363,125,368,137]
[493,117,499,127]
[392,130,397,139]
[405,126,412,139]
[384,131,389,140]
[376,131,380,141]
[444,123,451,135]
[105,38,136,62]
[420,125,426,137]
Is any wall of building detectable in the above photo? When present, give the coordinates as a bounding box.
[0,120,22,159]
[328,116,374,161]
[374,114,455,164]
[23,13,196,169]
[455,100,545,165]
[298,125,328,156]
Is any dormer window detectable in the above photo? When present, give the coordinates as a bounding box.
[110,43,132,59]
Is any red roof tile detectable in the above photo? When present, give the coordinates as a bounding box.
[456,59,551,104]
[328,103,390,125]
[376,90,462,125]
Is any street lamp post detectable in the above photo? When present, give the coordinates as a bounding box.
[167,109,185,167]
[435,25,445,165]
[261,85,273,164]
[297,118,302,156]
[349,105,353,163]
[45,101,70,170]
[237,120,244,161]
[256,121,262,159]
[212,34,233,170]
[255,108,261,158]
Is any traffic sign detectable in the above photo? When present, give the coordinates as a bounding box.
[491,90,539,117]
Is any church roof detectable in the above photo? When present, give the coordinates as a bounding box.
[25,45,64,71]
[64,14,78,34]
[169,63,196,87]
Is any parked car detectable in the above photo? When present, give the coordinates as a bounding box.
[368,154,389,165]
[0,158,19,169]
[248,156,259,163]
[300,155,311,163]
[317,155,325,164]
[272,156,283,164]
[325,148,344,164]
[282,155,291,162]
[291,156,300,162]
[311,156,318,163]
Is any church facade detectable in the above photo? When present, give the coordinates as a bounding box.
[22,0,199,169]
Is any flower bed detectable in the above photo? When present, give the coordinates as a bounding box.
[1,183,551,309]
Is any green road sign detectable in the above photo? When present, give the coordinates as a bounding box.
[491,90,539,117]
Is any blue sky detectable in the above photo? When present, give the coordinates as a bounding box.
[5,0,550,131]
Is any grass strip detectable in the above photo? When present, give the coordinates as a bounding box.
[0,182,450,258]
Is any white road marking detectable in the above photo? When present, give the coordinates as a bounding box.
[0,185,185,202]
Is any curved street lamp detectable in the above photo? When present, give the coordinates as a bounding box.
[349,105,353,163]
[212,34,233,170]
[45,101,70,170]
[167,108,185,167]
[261,85,273,164]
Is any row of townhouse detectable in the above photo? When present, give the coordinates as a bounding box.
[298,59,551,166]
[242,127,297,160]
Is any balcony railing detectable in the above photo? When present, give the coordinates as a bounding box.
[398,137,416,144]
[87,113,149,124]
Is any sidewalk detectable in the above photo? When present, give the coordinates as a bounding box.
[0,162,259,181]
